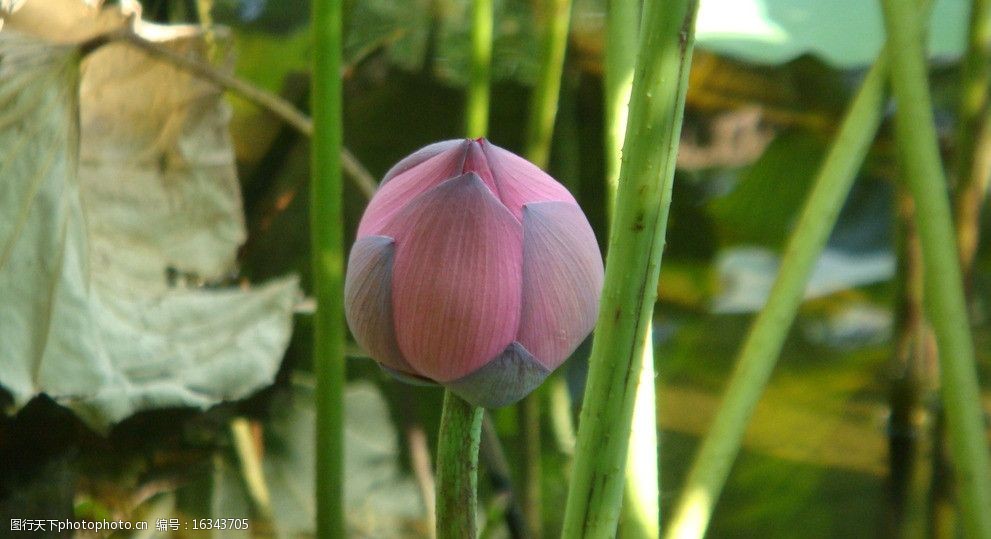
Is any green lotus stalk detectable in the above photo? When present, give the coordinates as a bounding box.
[466,0,493,139]
[518,245,540,534]
[604,0,660,537]
[664,51,891,539]
[311,0,346,537]
[436,392,485,539]
[561,1,699,536]
[524,0,573,168]
[880,0,991,536]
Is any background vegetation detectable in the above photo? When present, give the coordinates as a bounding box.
[0,0,989,537]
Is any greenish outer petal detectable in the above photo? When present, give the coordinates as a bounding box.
[343,235,417,375]
[446,341,550,408]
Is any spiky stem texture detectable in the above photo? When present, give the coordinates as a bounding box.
[561,0,699,536]
[604,0,660,537]
[436,391,484,539]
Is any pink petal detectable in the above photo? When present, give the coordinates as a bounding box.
[445,342,550,408]
[516,201,603,370]
[381,139,467,185]
[462,140,500,198]
[480,141,576,220]
[357,141,470,237]
[344,235,417,375]
[382,173,524,382]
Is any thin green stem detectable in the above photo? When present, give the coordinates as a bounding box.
[480,416,530,537]
[954,0,991,186]
[436,391,485,539]
[466,0,493,139]
[955,113,991,291]
[887,190,938,538]
[954,0,991,290]
[311,0,346,537]
[524,0,573,168]
[664,50,890,539]
[561,0,699,536]
[479,493,512,539]
[881,1,991,536]
[549,375,577,456]
[521,392,544,538]
[604,1,660,537]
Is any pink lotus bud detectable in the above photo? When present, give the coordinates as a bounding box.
[345,139,603,408]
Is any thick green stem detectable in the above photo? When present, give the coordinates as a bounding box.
[436,391,485,539]
[604,0,660,537]
[561,1,698,536]
[466,0,493,139]
[881,1,991,536]
[665,50,891,539]
[311,0,346,537]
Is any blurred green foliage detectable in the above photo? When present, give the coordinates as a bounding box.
[2,0,990,537]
